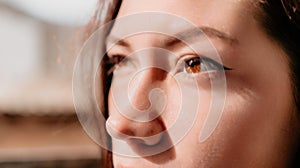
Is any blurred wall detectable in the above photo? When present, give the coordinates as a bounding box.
[0,2,101,167]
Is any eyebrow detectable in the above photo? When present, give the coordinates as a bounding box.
[106,26,239,49]
[168,26,239,46]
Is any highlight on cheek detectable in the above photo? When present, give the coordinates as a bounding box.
[72,12,227,158]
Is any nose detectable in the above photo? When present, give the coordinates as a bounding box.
[106,68,167,145]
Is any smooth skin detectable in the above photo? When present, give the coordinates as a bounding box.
[106,0,296,167]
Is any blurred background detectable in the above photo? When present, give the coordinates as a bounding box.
[0,0,102,167]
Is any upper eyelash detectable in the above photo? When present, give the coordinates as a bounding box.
[104,53,232,76]
[180,55,232,71]
[105,54,121,76]
[199,57,232,71]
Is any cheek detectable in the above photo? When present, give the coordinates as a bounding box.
[213,20,295,154]
[108,92,113,115]
[224,64,292,134]
[163,88,213,136]
[222,65,293,141]
[209,71,294,163]
[162,74,213,130]
[108,86,119,116]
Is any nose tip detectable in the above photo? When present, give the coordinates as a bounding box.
[106,117,133,140]
[107,67,167,145]
[106,115,165,145]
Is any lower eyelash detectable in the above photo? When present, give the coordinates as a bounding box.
[180,70,223,83]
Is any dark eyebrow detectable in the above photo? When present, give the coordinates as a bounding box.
[165,26,239,46]
[106,26,238,49]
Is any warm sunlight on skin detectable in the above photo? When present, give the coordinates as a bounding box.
[106,0,295,167]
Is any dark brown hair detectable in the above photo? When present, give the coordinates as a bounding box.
[255,0,300,113]
[255,1,300,167]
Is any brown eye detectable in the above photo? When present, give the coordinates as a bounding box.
[185,57,201,73]
[111,55,127,66]
[112,55,124,63]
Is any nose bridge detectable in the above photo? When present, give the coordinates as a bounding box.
[107,67,167,142]
[107,47,171,143]
[129,67,167,111]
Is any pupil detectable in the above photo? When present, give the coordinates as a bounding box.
[185,57,201,73]
[188,58,201,67]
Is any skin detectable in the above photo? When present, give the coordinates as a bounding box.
[105,0,296,167]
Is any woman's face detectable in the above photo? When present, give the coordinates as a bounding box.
[106,0,295,167]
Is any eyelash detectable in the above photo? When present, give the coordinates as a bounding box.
[106,54,231,76]
[180,56,231,74]
[105,54,128,74]
[110,54,127,66]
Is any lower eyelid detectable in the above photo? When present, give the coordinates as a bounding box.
[174,72,213,87]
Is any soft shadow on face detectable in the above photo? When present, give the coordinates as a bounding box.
[106,66,178,165]
[104,0,298,167]
[106,108,177,164]
[125,117,176,164]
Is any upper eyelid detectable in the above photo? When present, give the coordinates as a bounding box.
[107,52,223,66]
[178,54,222,65]
[106,46,228,71]
[106,51,125,57]
[106,44,129,58]
[178,54,232,71]
[106,52,129,64]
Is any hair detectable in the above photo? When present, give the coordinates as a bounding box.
[255,0,300,114]
[254,1,300,166]
[83,0,300,167]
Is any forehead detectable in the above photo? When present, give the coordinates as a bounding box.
[112,0,254,44]
[117,0,252,22]
[108,0,253,51]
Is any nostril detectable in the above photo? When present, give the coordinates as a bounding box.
[126,132,164,147]
[141,133,163,146]
[106,115,166,144]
